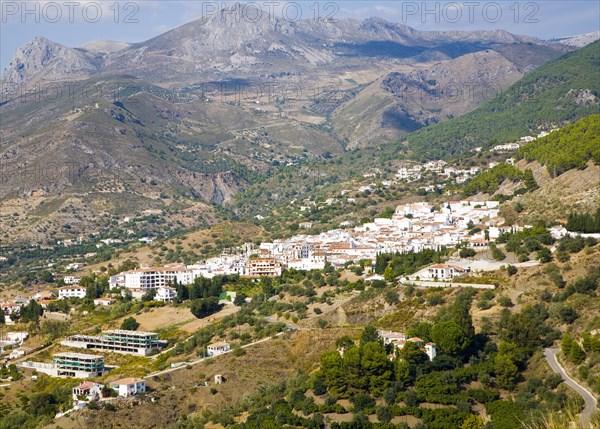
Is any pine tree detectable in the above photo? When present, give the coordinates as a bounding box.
[360,324,381,346]
[523,169,538,191]
[569,342,586,364]
[360,341,393,396]
[561,333,573,356]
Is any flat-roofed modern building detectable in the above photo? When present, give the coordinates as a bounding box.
[53,353,105,377]
[20,352,105,378]
[115,265,193,291]
[61,330,163,356]
[244,258,283,277]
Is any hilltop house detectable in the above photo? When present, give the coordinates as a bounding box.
[110,378,146,397]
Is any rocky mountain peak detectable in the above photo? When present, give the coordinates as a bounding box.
[2,36,97,83]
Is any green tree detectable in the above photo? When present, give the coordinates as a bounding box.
[582,333,600,353]
[360,324,381,346]
[523,169,538,191]
[383,266,396,281]
[570,342,586,364]
[143,288,158,302]
[407,322,433,342]
[490,244,505,261]
[20,300,44,323]
[233,293,247,306]
[431,321,470,356]
[459,248,476,258]
[461,414,485,429]
[320,350,346,398]
[504,305,549,350]
[399,341,428,366]
[537,248,552,263]
[376,405,392,423]
[384,288,399,305]
[394,357,412,385]
[343,346,367,394]
[176,282,189,301]
[190,297,221,318]
[335,336,355,351]
[451,291,475,341]
[121,316,140,331]
[494,354,519,390]
[39,270,54,283]
[361,341,393,395]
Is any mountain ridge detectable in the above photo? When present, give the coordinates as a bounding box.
[2,5,570,86]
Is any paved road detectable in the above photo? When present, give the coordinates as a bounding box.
[544,348,598,428]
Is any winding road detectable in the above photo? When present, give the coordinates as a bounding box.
[544,348,598,428]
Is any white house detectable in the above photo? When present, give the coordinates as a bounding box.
[425,342,437,361]
[110,378,146,397]
[72,381,103,402]
[58,286,87,299]
[9,346,33,360]
[207,342,230,357]
[63,275,81,285]
[66,263,84,271]
[378,330,437,361]
[492,143,520,152]
[378,330,406,345]
[155,286,177,302]
[93,297,115,306]
[423,264,470,280]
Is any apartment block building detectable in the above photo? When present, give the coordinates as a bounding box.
[61,329,163,356]
[20,352,105,378]
[244,258,283,277]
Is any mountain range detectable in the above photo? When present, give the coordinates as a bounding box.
[0,4,596,243]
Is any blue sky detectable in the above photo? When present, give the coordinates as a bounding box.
[1,1,599,72]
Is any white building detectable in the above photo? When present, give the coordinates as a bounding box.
[20,352,105,378]
[378,330,437,361]
[110,378,146,397]
[155,286,177,302]
[63,275,81,285]
[118,265,192,291]
[425,342,437,361]
[58,286,87,299]
[72,381,103,402]
[492,143,520,152]
[93,297,115,306]
[422,264,470,280]
[66,263,84,271]
[207,342,231,357]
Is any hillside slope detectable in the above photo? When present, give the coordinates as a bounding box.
[517,114,600,176]
[405,41,600,160]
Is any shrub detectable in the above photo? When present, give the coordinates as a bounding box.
[460,248,476,258]
[477,300,492,310]
[121,317,139,331]
[350,393,375,413]
[497,296,513,307]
